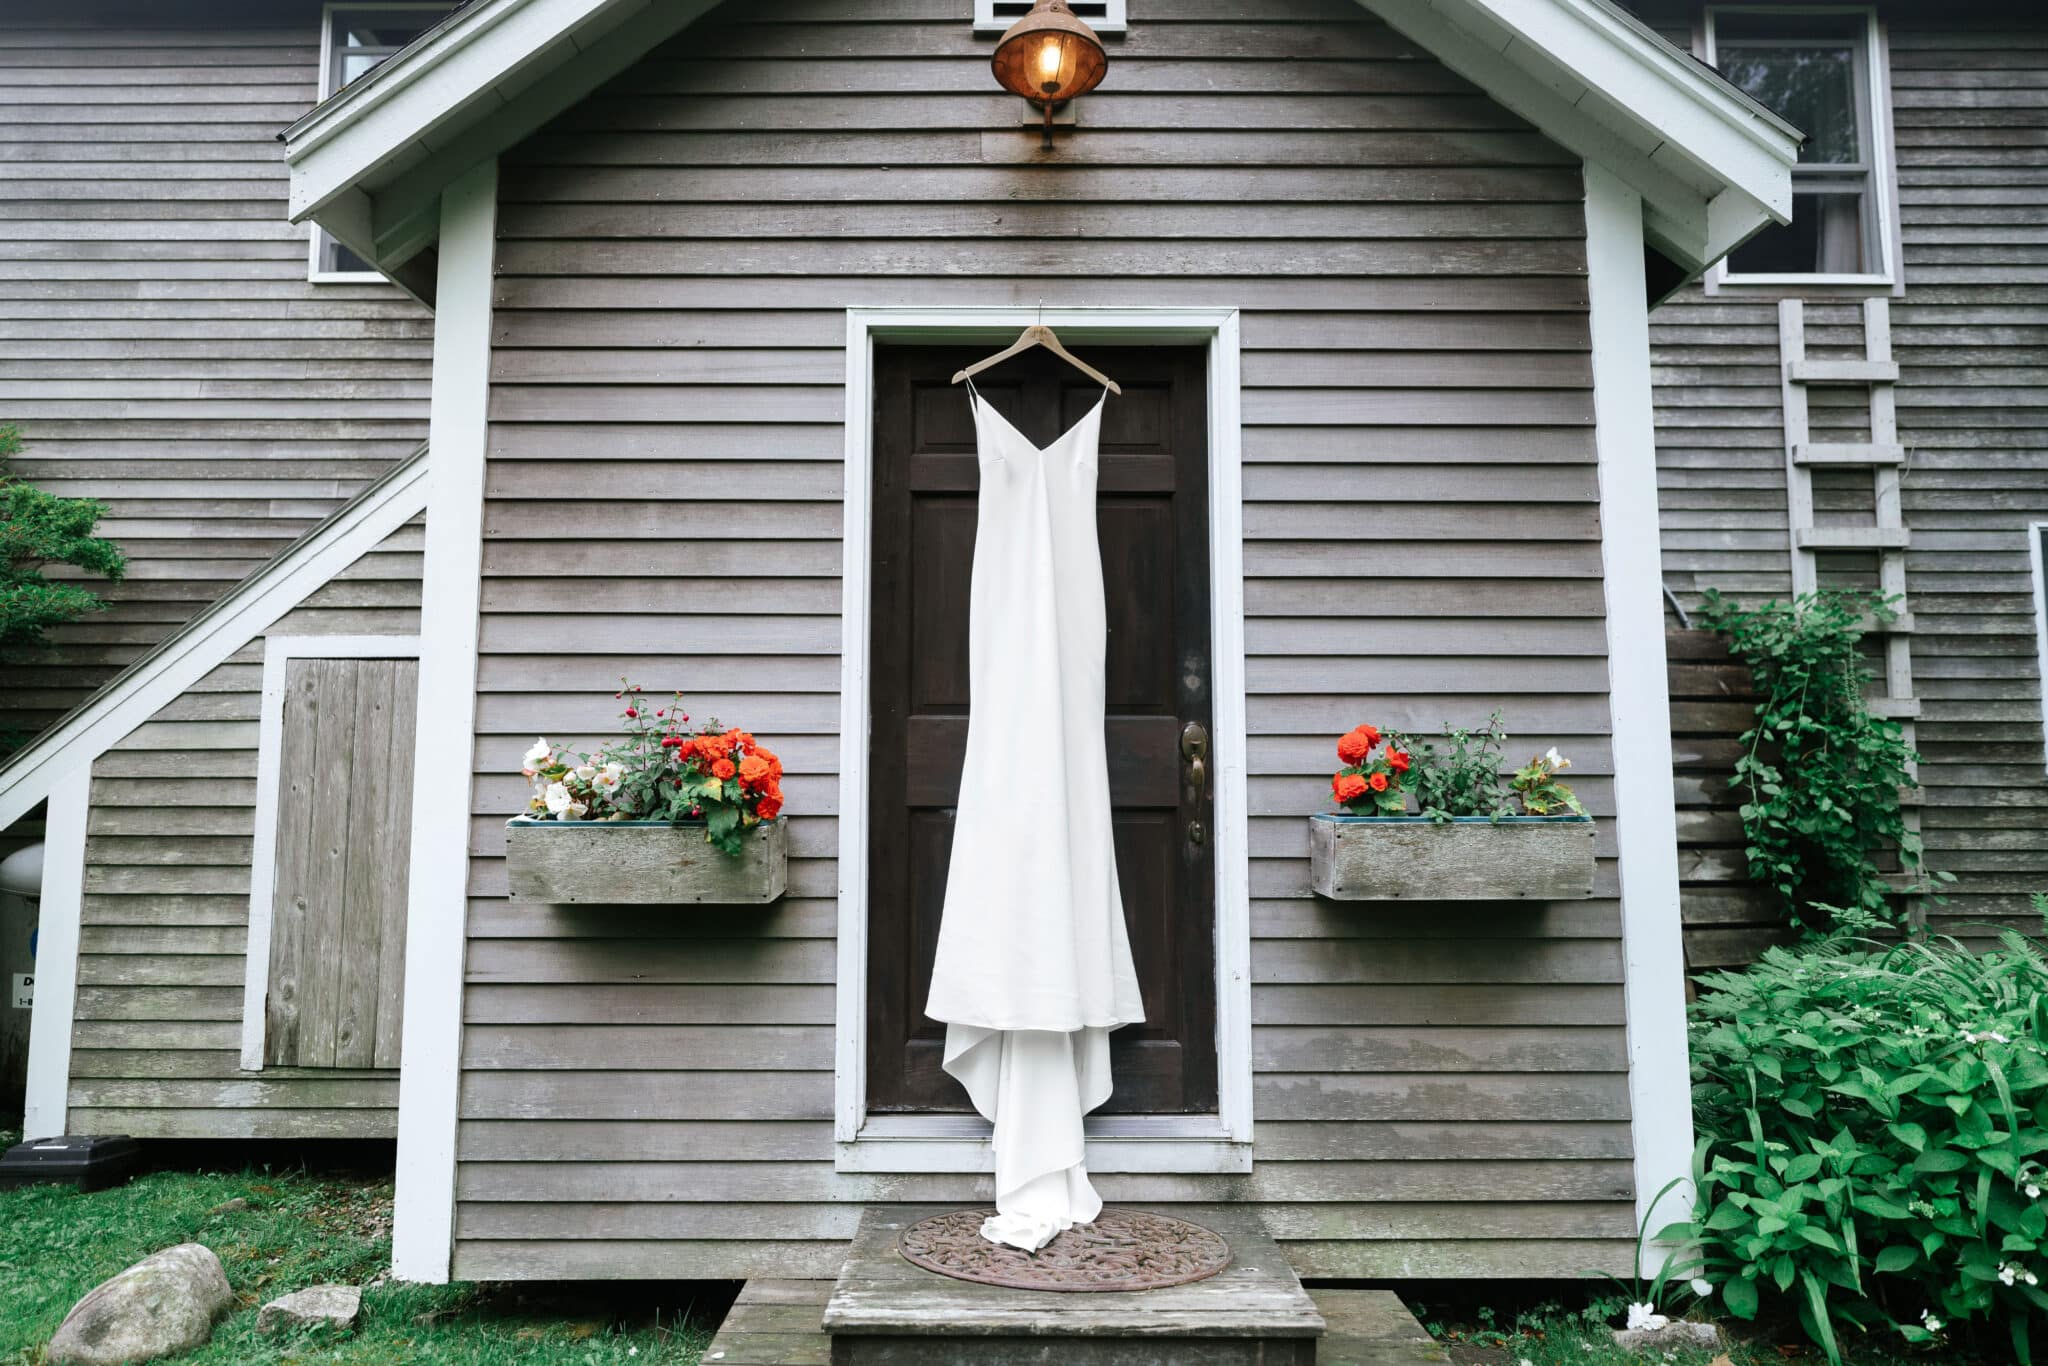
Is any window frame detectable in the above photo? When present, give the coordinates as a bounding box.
[1703,5,1898,290]
[973,0,1126,35]
[308,2,450,284]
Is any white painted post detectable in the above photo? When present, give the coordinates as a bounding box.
[390,158,498,1283]
[1585,163,1697,1253]
[21,769,88,1139]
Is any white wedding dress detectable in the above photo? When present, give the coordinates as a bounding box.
[923,377,1146,1253]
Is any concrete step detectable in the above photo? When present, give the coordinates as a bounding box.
[823,1206,1324,1364]
[705,1275,1448,1366]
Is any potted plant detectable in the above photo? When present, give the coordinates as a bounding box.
[1308,713,1595,901]
[504,683,788,905]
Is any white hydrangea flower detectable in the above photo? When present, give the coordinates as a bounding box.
[1625,1303,1669,1332]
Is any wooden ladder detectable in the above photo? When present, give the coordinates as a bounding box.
[1777,297,1922,895]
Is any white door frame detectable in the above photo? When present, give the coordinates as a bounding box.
[239,634,424,1070]
[832,306,1252,1176]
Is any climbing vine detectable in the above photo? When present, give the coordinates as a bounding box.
[1696,588,1943,929]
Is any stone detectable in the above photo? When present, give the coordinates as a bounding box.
[48,1243,232,1366]
[256,1283,362,1336]
[205,1198,251,1216]
[1611,1320,1722,1351]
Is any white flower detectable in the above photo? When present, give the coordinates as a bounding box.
[1962,1028,2011,1045]
[558,801,588,822]
[1544,746,1569,770]
[543,782,576,816]
[1999,1263,2019,1286]
[573,763,597,783]
[1625,1303,1669,1332]
[2029,1183,2043,1199]
[592,763,625,795]
[1921,1309,1944,1334]
[521,736,553,776]
[1690,1278,1713,1298]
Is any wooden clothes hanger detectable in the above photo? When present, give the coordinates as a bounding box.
[950,323,1122,395]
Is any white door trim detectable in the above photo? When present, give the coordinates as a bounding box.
[239,635,424,1072]
[832,306,1252,1176]
[390,157,497,1283]
[1585,164,1697,1245]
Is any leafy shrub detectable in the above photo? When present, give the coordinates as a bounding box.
[0,424,126,651]
[1695,589,1938,929]
[1688,922,2048,1362]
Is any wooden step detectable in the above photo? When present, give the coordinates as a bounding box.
[707,1278,1449,1366]
[822,1206,1327,1364]
[1792,441,1907,466]
[1795,526,1911,551]
[1787,359,1900,384]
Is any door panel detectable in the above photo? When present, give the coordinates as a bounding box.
[866,344,1217,1115]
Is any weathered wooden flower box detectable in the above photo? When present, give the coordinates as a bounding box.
[504,817,788,905]
[1309,813,1595,902]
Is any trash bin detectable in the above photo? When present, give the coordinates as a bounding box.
[0,842,42,1129]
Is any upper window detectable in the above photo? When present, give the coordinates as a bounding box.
[309,6,448,282]
[1705,8,1896,284]
[974,0,1126,34]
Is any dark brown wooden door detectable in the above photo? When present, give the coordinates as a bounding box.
[867,344,1216,1115]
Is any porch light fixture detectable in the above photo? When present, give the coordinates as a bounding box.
[991,0,1108,150]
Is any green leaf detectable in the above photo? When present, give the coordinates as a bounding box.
[1913,1149,1970,1174]
[1722,1274,1760,1321]
[1873,1245,1919,1273]
[1888,1121,1929,1153]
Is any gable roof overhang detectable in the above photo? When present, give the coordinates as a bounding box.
[283,0,1799,304]
[0,446,430,835]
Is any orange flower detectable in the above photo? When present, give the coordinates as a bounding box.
[711,758,737,781]
[754,747,784,778]
[696,732,732,763]
[1332,773,1368,805]
[756,790,783,820]
[1387,749,1412,774]
[1367,771,1390,792]
[737,754,773,789]
[1336,728,1375,766]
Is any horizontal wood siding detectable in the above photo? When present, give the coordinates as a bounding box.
[1636,6,2048,938]
[0,1,433,742]
[69,526,420,1139]
[459,0,1635,1280]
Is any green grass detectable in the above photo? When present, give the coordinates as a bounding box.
[0,1152,720,1365]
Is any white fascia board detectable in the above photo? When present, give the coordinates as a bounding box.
[0,450,429,837]
[1367,0,1796,270]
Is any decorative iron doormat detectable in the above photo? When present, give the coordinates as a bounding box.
[897,1208,1232,1292]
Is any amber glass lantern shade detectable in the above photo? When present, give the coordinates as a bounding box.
[992,0,1108,106]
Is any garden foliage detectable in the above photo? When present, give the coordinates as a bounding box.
[1696,589,1936,929]
[521,682,784,855]
[1328,714,1584,820]
[0,424,126,650]
[1687,917,2048,1363]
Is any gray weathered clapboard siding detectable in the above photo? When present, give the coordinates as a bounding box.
[1631,4,2048,942]
[457,0,1636,1281]
[68,525,420,1139]
[0,1,433,741]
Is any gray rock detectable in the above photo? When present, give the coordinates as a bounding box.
[256,1283,361,1337]
[48,1243,233,1366]
[205,1198,251,1216]
[1612,1320,1722,1351]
